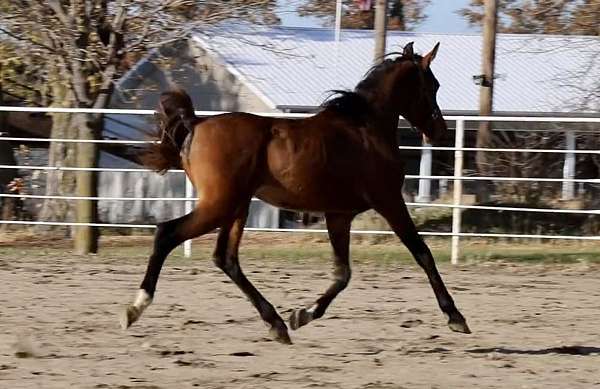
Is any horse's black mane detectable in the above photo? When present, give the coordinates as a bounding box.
[321,90,370,119]
[321,52,421,121]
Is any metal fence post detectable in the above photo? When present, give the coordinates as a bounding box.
[417,140,432,202]
[451,120,465,265]
[562,131,576,201]
[183,176,193,258]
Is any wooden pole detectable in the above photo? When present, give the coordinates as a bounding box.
[374,0,388,64]
[74,114,99,254]
[479,0,498,118]
[476,0,498,199]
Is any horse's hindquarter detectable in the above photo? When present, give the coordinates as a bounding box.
[184,113,272,204]
[256,116,396,212]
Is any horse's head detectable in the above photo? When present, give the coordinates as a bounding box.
[399,42,446,145]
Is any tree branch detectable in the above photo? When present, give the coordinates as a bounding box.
[0,27,56,53]
[45,0,71,26]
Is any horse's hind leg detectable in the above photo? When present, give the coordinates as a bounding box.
[374,200,471,334]
[120,206,220,329]
[289,212,354,330]
[213,207,292,344]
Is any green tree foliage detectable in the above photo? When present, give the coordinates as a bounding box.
[298,0,430,30]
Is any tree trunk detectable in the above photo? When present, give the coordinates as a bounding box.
[73,113,100,254]
[35,82,77,234]
[0,142,20,230]
[0,82,20,231]
[374,0,388,64]
[476,0,498,202]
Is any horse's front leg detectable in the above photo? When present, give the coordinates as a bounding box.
[374,197,470,334]
[214,209,292,344]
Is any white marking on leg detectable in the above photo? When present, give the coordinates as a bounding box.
[121,289,153,330]
[133,289,152,313]
[306,304,318,316]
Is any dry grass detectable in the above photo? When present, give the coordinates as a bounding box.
[1,231,598,265]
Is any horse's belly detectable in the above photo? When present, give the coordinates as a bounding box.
[255,183,367,213]
[261,129,369,212]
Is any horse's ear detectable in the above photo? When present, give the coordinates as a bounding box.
[421,42,440,69]
[403,42,415,59]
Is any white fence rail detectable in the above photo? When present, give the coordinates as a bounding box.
[1,106,600,263]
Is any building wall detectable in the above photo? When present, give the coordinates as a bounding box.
[187,43,276,113]
[98,170,186,225]
[111,41,275,113]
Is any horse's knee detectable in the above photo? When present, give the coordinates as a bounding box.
[333,265,351,289]
[213,252,226,270]
[400,236,435,266]
[213,253,241,279]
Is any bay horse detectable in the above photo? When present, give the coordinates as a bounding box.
[121,42,470,344]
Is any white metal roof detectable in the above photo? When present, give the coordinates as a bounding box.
[193,25,599,114]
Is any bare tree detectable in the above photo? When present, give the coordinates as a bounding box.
[460,0,600,206]
[460,2,599,110]
[461,0,599,35]
[299,0,430,30]
[461,0,600,104]
[0,0,279,253]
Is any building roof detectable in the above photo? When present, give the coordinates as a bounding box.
[193,25,600,115]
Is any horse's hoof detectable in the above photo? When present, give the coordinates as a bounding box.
[448,315,471,334]
[269,325,293,345]
[120,305,140,330]
[289,308,312,330]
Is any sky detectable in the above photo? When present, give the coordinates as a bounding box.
[418,0,478,33]
[276,0,479,34]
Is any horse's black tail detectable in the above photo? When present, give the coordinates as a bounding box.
[140,89,199,174]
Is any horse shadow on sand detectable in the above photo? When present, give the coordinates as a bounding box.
[466,345,600,356]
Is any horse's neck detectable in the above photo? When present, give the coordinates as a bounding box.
[361,64,414,128]
[357,67,418,150]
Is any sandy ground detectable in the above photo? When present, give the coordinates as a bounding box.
[1,249,599,388]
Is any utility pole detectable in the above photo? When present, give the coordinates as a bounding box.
[374,0,388,64]
[335,0,343,42]
[476,0,498,190]
[479,0,498,121]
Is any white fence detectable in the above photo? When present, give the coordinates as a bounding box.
[1,106,600,263]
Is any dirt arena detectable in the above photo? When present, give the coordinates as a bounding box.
[1,237,599,388]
